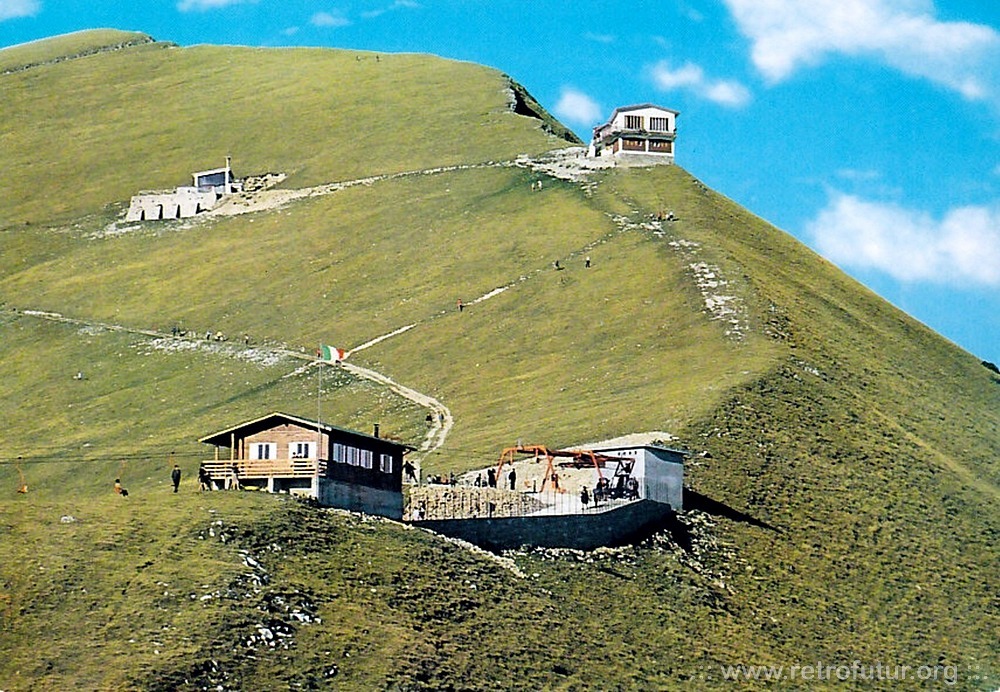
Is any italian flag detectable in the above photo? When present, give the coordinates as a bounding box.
[320,344,346,362]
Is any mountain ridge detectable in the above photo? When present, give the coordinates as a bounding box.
[0,30,996,690]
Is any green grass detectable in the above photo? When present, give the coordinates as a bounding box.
[0,30,997,690]
[0,29,152,72]
[0,38,565,230]
[0,313,425,493]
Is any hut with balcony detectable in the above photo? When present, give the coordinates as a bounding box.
[588,104,679,162]
[199,412,412,519]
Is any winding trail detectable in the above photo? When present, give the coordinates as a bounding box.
[17,308,452,461]
[17,149,635,464]
[339,361,452,455]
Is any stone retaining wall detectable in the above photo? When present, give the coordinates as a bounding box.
[415,499,673,551]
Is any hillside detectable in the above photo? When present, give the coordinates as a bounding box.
[1,31,997,690]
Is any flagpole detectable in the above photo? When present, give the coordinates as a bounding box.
[317,353,322,463]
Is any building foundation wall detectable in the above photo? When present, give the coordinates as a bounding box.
[319,478,403,519]
[416,499,674,551]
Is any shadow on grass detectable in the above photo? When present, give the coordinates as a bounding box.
[625,489,781,554]
[683,488,780,533]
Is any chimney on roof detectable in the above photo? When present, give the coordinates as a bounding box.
[373,423,380,438]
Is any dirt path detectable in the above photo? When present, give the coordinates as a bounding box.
[199,148,609,220]
[15,308,453,462]
[339,361,452,455]
[18,150,631,465]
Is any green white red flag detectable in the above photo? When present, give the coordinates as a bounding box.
[320,344,346,362]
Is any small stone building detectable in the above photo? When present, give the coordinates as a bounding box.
[589,104,679,162]
[125,158,243,222]
[199,412,412,519]
[591,444,685,510]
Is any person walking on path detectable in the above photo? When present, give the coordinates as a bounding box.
[171,464,181,493]
[580,486,590,510]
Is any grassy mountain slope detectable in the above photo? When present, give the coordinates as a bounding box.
[0,32,997,690]
[0,29,153,73]
[0,35,569,229]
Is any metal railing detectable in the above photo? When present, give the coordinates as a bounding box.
[405,481,669,522]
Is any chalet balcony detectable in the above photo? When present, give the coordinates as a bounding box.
[618,127,676,137]
[201,458,328,480]
[595,131,675,149]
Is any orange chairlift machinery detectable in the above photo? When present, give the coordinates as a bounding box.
[494,444,634,494]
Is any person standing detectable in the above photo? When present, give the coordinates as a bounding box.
[402,459,417,483]
[171,464,181,493]
[199,463,212,491]
[508,467,517,491]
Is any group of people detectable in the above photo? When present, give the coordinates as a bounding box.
[169,326,252,345]
[579,476,640,509]
[197,463,240,491]
[425,472,456,486]
[167,326,227,342]
[116,463,240,495]
[419,466,519,491]
[471,467,517,490]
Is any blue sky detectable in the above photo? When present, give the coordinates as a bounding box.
[2,0,998,365]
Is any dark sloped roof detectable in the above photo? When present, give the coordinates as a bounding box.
[199,411,414,450]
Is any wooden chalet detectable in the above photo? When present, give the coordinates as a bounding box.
[199,412,412,519]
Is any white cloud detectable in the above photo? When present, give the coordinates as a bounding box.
[703,80,752,107]
[649,60,751,107]
[650,62,702,89]
[177,0,253,11]
[722,0,1000,105]
[0,0,40,21]
[311,11,351,28]
[808,192,1000,286]
[553,87,602,126]
[362,0,420,19]
[584,32,615,44]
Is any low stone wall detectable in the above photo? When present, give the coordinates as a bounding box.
[125,189,219,221]
[406,485,543,520]
[415,499,673,551]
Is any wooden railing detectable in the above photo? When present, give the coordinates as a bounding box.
[201,458,326,480]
